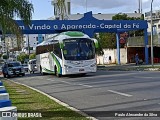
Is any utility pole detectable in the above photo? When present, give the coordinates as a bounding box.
[27,34,30,56]
[150,0,154,66]
[140,0,142,13]
[138,0,140,13]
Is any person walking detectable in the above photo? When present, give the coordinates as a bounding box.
[135,53,139,65]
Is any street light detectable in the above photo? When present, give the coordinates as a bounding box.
[150,0,154,66]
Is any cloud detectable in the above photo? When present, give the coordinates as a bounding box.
[71,0,160,13]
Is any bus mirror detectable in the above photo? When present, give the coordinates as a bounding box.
[60,43,64,49]
[94,41,99,49]
[92,38,99,49]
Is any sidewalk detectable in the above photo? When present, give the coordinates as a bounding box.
[97,63,160,71]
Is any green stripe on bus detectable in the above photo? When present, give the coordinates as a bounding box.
[50,52,62,74]
[42,67,55,73]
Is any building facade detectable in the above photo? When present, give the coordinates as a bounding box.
[22,34,45,54]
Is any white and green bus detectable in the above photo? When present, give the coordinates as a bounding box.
[36,31,98,77]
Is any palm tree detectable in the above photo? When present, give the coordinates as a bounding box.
[54,0,67,20]
[0,0,34,54]
[0,0,34,37]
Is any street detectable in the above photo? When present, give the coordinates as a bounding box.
[5,70,160,120]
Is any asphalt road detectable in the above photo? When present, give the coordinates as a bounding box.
[4,70,160,120]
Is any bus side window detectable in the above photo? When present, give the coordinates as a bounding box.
[53,43,62,58]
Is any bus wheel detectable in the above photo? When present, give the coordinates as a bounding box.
[55,66,61,77]
[40,66,44,75]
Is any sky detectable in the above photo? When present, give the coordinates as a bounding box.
[29,0,160,20]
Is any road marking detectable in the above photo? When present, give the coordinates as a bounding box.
[108,90,133,97]
[46,78,55,81]
[78,84,93,88]
[60,81,73,85]
[59,81,93,88]
[44,79,93,88]
[135,76,155,79]
[70,72,139,81]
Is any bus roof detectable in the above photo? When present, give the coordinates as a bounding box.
[54,31,90,40]
[36,31,90,47]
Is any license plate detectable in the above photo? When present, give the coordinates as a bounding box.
[79,69,84,71]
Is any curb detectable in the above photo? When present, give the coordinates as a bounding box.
[7,79,98,120]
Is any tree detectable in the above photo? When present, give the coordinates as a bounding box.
[29,53,36,60]
[97,13,144,49]
[0,0,34,38]
[98,33,116,49]
[17,53,29,64]
[112,13,129,20]
[54,0,67,20]
[112,13,144,37]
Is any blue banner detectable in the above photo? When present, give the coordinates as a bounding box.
[16,12,148,34]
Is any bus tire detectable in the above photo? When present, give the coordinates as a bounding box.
[55,66,61,77]
[40,66,44,75]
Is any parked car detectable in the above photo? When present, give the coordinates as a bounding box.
[22,64,29,72]
[28,59,37,73]
[2,61,25,78]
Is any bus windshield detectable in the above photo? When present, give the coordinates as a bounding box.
[63,38,95,60]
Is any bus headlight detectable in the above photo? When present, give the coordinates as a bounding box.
[64,65,72,68]
[90,63,96,67]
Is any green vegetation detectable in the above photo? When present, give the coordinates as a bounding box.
[0,0,33,37]
[2,80,89,120]
[97,13,144,49]
[0,0,34,53]
[29,53,36,60]
[17,53,29,64]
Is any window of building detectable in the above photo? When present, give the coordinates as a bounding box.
[36,37,38,41]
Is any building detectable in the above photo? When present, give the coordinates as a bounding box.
[51,0,71,20]
[0,34,45,55]
[145,10,160,35]
[22,34,45,54]
[144,10,160,63]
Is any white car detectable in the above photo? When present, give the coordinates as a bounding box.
[28,59,37,73]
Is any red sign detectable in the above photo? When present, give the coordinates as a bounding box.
[119,37,125,44]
